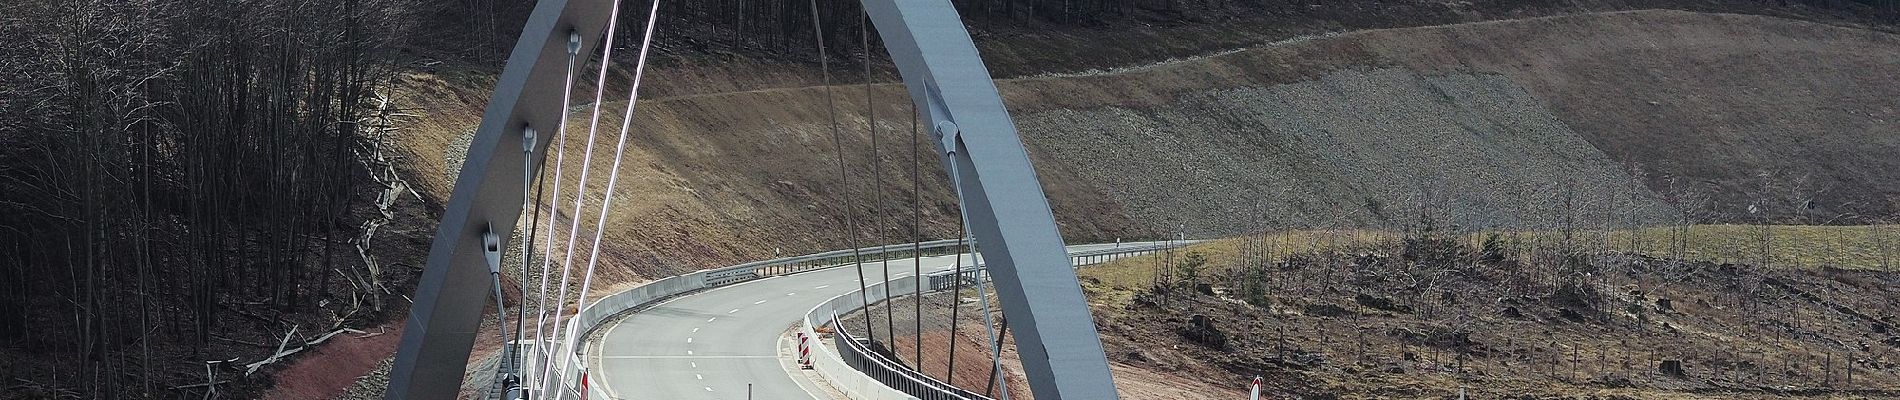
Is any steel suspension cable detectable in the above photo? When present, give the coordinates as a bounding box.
[864,12,897,348]
[910,96,924,367]
[565,0,663,374]
[520,140,545,387]
[944,221,966,384]
[985,317,1012,397]
[520,166,547,390]
[948,158,1010,400]
[531,30,583,392]
[544,0,628,387]
[808,0,876,344]
[511,122,537,387]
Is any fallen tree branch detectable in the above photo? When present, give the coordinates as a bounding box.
[242,328,354,376]
[168,380,233,390]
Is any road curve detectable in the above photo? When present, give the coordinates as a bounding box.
[585,242,1137,400]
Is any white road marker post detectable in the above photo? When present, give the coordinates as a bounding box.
[1249,376,1263,400]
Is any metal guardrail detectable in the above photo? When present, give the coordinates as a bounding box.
[703,239,963,287]
[835,311,992,400]
[815,241,1193,400]
[926,242,1185,291]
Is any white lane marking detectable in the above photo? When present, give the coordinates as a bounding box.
[696,374,704,380]
[592,311,627,399]
[728,308,739,313]
[707,317,717,323]
[690,361,697,368]
[753,300,767,305]
[814,285,830,289]
[692,327,700,333]
[786,292,796,296]
[686,337,693,343]
[687,350,694,355]
[704,387,714,392]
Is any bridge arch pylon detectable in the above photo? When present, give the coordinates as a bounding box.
[386,2,1118,399]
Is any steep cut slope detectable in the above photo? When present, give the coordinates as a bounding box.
[387,9,1900,289]
[1016,68,1677,234]
[997,9,1900,230]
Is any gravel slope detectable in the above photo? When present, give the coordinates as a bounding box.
[1019,68,1677,238]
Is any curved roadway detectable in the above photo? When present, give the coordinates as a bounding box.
[585,242,1139,399]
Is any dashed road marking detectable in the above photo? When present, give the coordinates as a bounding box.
[753,300,767,304]
[692,327,700,333]
[686,337,693,343]
[728,309,740,314]
[814,285,829,289]
[786,292,796,296]
[704,387,714,392]
[696,374,704,380]
[707,317,717,322]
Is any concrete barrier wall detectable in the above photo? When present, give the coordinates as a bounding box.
[802,281,922,400]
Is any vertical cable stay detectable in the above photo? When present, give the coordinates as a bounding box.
[865,11,897,350]
[565,0,663,381]
[949,157,1010,400]
[945,217,966,385]
[532,30,583,393]
[809,0,875,345]
[513,136,543,386]
[545,0,628,387]
[510,123,537,391]
[521,143,547,390]
[909,95,924,367]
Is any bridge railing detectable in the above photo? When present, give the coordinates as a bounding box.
[526,238,967,399]
[835,310,990,400]
[806,241,1192,400]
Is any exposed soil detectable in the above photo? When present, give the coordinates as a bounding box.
[261,323,404,400]
[1083,235,1900,398]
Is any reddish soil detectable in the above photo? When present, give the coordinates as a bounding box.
[262,322,404,400]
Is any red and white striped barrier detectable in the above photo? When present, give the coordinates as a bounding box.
[1248,376,1262,400]
[578,373,590,400]
[797,332,814,369]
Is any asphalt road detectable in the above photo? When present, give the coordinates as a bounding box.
[585,242,1141,400]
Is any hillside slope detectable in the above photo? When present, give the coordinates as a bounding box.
[1000,9,1900,230]
[349,8,1900,397]
[391,9,1900,283]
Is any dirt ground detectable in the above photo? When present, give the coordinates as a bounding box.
[1094,236,1900,398]
[843,230,1900,399]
